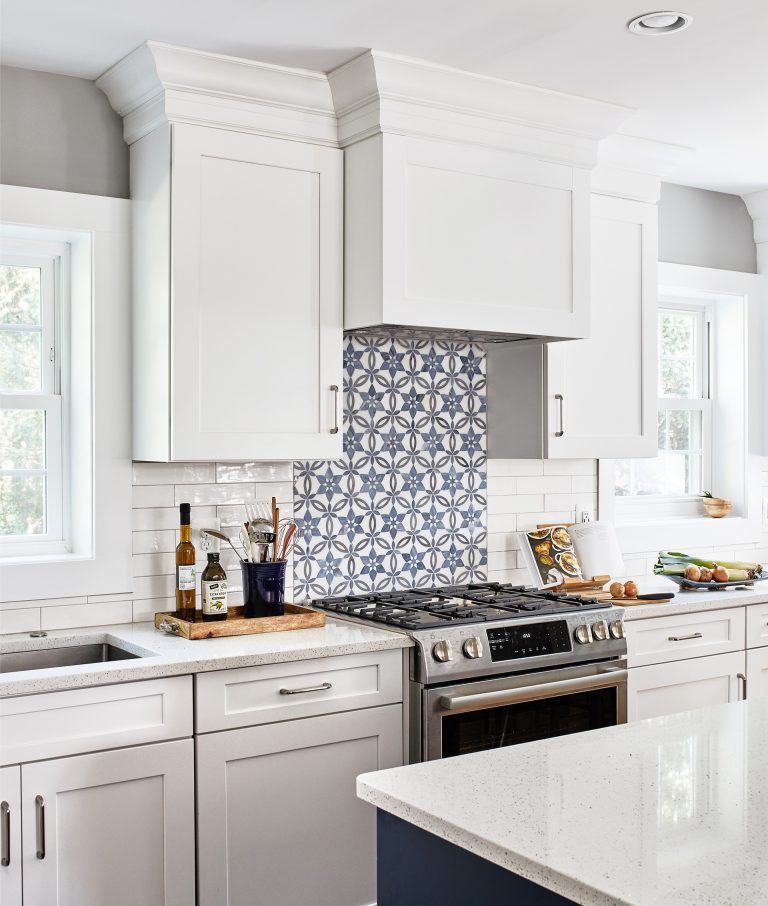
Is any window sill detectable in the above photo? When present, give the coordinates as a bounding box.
[615,515,761,555]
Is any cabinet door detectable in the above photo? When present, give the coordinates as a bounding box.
[197,704,403,906]
[0,766,21,906]
[21,739,195,906]
[747,647,768,700]
[627,651,745,722]
[545,194,657,458]
[171,123,343,461]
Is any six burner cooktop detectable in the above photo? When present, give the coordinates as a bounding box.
[311,583,605,631]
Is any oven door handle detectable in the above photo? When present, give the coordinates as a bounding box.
[438,669,628,712]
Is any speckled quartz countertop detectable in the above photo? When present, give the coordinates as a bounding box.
[617,577,768,621]
[0,618,411,698]
[359,699,768,905]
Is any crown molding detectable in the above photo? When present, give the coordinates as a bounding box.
[328,50,635,167]
[744,190,768,243]
[96,41,338,146]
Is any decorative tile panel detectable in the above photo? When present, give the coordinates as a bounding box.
[293,335,487,599]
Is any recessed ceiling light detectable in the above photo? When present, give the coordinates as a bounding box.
[628,11,693,35]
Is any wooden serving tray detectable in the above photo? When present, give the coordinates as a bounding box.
[154,603,325,639]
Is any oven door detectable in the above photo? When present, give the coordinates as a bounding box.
[423,659,627,761]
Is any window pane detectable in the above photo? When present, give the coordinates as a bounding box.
[614,454,696,497]
[666,410,691,451]
[659,312,694,357]
[0,264,41,326]
[0,474,46,536]
[0,409,45,469]
[0,329,41,391]
[660,358,693,397]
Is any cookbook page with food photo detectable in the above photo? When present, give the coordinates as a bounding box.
[517,526,584,588]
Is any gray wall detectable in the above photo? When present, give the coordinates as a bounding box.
[0,66,128,198]
[659,182,756,273]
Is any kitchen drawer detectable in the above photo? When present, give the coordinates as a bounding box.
[746,601,768,648]
[0,676,192,766]
[195,649,403,733]
[626,607,745,668]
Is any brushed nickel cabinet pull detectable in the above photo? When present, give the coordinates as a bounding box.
[668,632,703,642]
[737,672,747,700]
[330,385,340,435]
[279,682,332,696]
[1,801,9,867]
[35,795,45,860]
[555,394,564,437]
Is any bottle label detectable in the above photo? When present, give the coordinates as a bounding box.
[177,565,195,591]
[203,580,228,614]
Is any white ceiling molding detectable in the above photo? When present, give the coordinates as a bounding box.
[591,134,695,203]
[96,41,338,146]
[743,190,768,273]
[328,50,635,168]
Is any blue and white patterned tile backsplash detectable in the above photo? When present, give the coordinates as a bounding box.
[293,334,487,599]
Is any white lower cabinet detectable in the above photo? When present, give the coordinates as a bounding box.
[21,739,195,906]
[0,765,21,906]
[747,646,768,700]
[197,704,403,906]
[627,651,746,722]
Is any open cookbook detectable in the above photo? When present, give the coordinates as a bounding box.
[516,521,625,589]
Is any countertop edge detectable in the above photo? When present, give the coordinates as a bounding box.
[357,779,625,906]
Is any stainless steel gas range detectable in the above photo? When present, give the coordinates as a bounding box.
[311,583,627,762]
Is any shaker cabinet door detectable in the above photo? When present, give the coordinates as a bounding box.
[0,766,21,906]
[747,647,768,700]
[197,705,403,906]
[627,651,745,722]
[170,123,343,461]
[545,194,658,458]
[21,739,195,906]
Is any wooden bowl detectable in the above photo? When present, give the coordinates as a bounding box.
[702,497,732,518]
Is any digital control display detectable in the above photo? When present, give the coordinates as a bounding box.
[487,621,572,661]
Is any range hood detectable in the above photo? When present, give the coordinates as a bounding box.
[328,52,633,342]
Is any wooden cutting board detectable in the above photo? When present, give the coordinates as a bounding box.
[154,603,325,639]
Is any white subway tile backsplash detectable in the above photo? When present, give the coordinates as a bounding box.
[572,475,598,493]
[132,462,216,485]
[543,459,597,476]
[132,574,176,601]
[175,481,293,507]
[487,476,518,496]
[0,608,41,635]
[132,530,177,554]
[487,513,518,533]
[87,591,134,604]
[488,549,518,572]
[487,532,517,552]
[487,567,531,585]
[515,511,574,532]
[132,505,218,532]
[544,492,596,511]
[133,552,177,577]
[488,494,545,515]
[488,459,544,477]
[41,601,132,631]
[516,475,572,495]
[133,484,175,508]
[132,597,174,623]
[216,462,293,483]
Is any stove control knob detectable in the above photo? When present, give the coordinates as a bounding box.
[462,637,483,659]
[591,620,609,642]
[574,624,592,645]
[609,620,625,640]
[432,640,453,663]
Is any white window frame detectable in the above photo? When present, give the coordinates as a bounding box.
[614,301,713,522]
[0,185,132,603]
[599,262,765,554]
[0,240,68,554]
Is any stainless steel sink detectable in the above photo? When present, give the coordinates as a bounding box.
[0,643,141,674]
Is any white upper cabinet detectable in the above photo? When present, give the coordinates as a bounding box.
[344,133,590,339]
[98,43,343,461]
[488,176,659,459]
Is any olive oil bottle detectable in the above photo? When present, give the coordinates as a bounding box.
[202,552,228,621]
[175,503,197,620]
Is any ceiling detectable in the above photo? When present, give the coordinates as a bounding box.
[2,0,766,194]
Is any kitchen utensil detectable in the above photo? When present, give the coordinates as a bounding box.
[239,529,253,562]
[272,498,279,561]
[280,523,297,560]
[201,528,243,560]
[241,560,287,617]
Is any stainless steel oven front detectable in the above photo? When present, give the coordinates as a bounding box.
[415,659,628,761]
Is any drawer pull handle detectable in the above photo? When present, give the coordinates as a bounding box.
[1,800,9,867]
[279,682,333,696]
[668,632,703,642]
[737,672,747,700]
[35,795,45,860]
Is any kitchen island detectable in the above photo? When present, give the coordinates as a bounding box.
[359,699,768,905]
